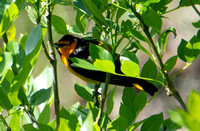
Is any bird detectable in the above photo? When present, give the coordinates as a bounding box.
[54,34,158,96]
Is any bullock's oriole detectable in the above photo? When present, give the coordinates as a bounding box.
[54,35,158,96]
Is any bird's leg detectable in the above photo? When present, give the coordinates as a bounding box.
[92,83,101,108]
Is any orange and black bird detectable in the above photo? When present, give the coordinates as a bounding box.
[54,34,158,96]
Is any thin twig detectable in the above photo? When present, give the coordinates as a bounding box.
[188,0,200,16]
[0,114,11,131]
[97,73,111,128]
[133,10,187,111]
[46,0,60,129]
[24,105,40,129]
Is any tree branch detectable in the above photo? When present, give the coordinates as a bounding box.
[189,0,200,16]
[46,0,60,129]
[133,10,187,111]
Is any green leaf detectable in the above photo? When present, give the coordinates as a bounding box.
[23,123,52,131]
[30,87,51,106]
[11,27,42,93]
[136,0,160,4]
[38,104,50,124]
[141,113,163,131]
[6,41,26,72]
[34,67,53,90]
[169,110,200,130]
[80,111,94,131]
[68,25,83,35]
[142,8,162,34]
[119,103,136,126]
[74,83,93,101]
[9,111,20,131]
[192,20,200,28]
[89,43,113,62]
[93,59,115,74]
[58,118,71,131]
[178,36,200,62]
[18,89,29,105]
[121,20,133,38]
[187,90,200,121]
[161,118,181,131]
[7,24,16,41]
[121,49,139,65]
[19,33,29,50]
[122,87,137,111]
[73,0,91,15]
[107,116,127,131]
[0,87,13,110]
[121,20,147,41]
[157,27,177,56]
[131,29,148,42]
[134,91,147,114]
[52,15,68,34]
[25,24,42,55]
[106,87,116,115]
[0,3,19,37]
[179,0,200,7]
[134,40,152,58]
[60,107,71,119]
[151,0,172,12]
[69,57,99,71]
[76,11,86,33]
[0,69,13,94]
[141,59,157,79]
[164,55,178,73]
[0,52,12,77]
[82,0,108,26]
[120,60,140,77]
[26,6,37,24]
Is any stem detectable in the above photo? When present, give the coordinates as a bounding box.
[46,0,60,129]
[93,84,101,108]
[0,114,11,131]
[24,105,40,129]
[133,10,187,111]
[188,0,200,16]
[97,73,111,128]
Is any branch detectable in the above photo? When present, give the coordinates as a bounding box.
[189,0,200,16]
[133,10,187,111]
[97,73,111,128]
[46,0,60,129]
[0,114,11,131]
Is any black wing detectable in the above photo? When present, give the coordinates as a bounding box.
[69,63,158,96]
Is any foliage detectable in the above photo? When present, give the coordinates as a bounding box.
[0,0,199,130]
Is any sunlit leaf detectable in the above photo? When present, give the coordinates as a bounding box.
[0,52,12,77]
[94,59,115,74]
[0,3,19,37]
